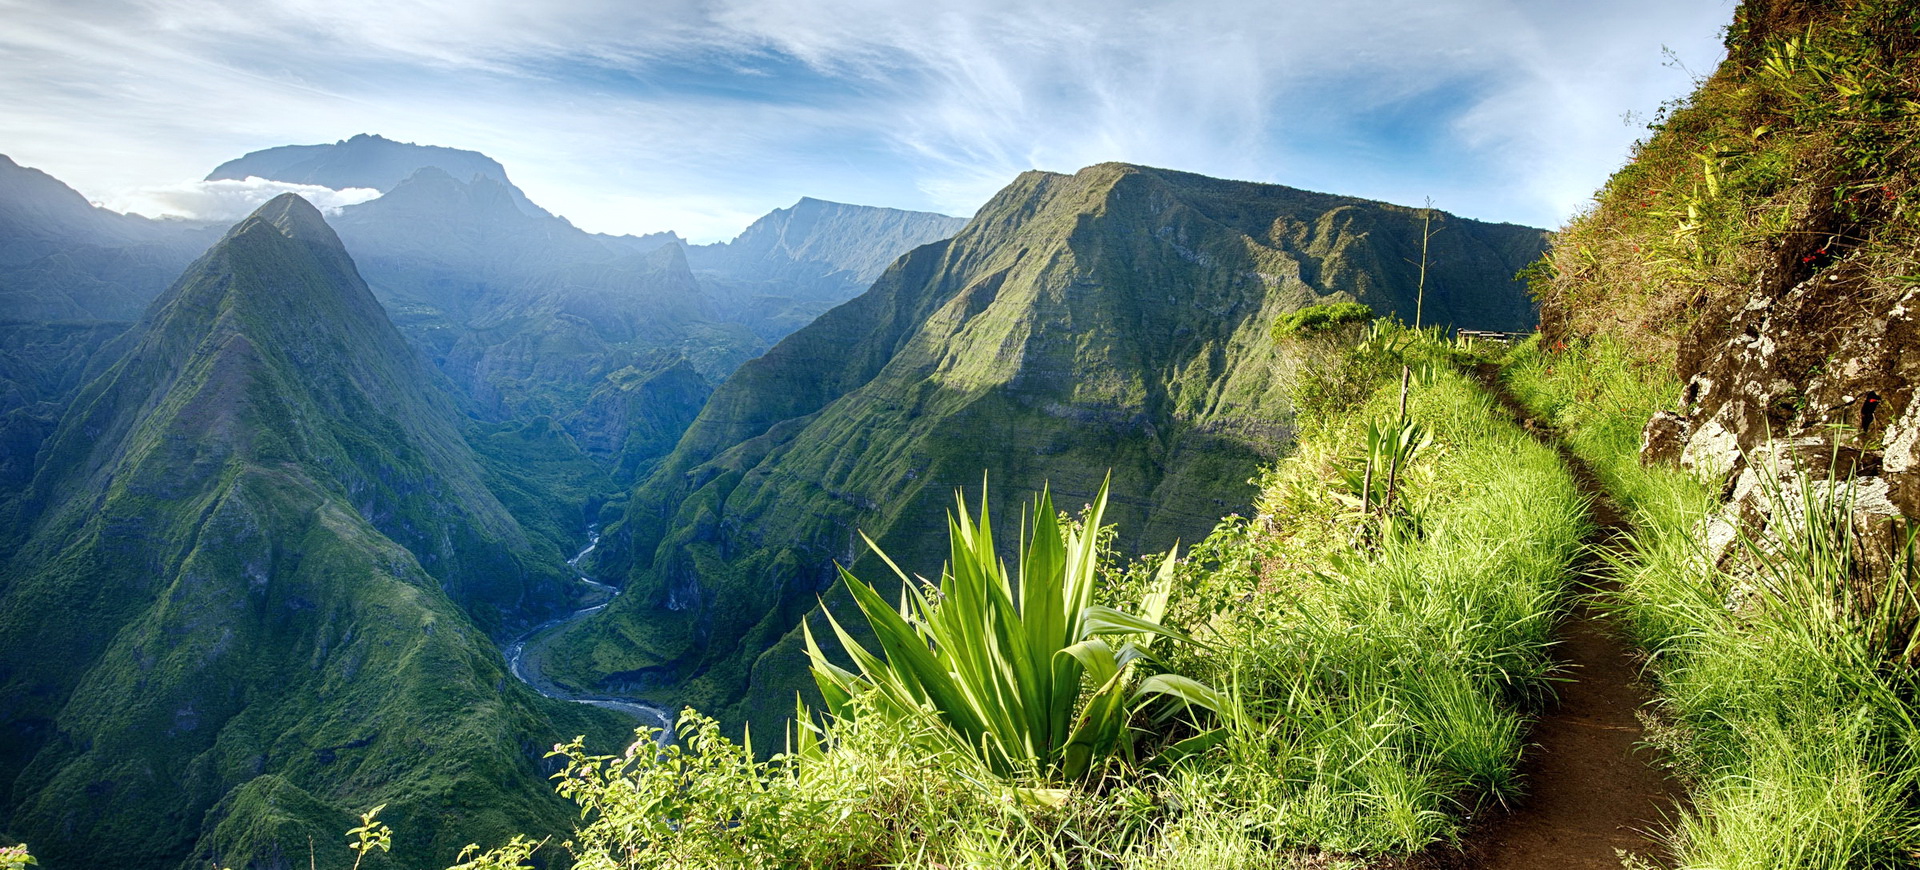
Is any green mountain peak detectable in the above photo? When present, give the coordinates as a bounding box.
[547,162,1547,738]
[0,197,621,869]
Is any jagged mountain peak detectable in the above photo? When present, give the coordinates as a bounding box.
[688,195,968,290]
[150,192,389,348]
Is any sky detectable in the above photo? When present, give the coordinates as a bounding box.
[1,0,1734,243]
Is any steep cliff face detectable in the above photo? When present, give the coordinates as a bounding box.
[1536,0,1920,557]
[552,162,1546,733]
[0,195,621,869]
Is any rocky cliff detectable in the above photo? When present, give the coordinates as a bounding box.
[1536,0,1920,566]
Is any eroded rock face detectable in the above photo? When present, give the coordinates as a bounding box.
[1652,244,1919,567]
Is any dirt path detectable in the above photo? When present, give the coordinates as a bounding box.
[1419,366,1688,868]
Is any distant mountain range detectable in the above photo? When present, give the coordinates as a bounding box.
[0,154,221,321]
[0,137,967,487]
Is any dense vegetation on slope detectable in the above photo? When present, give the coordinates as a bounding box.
[382,323,1585,869]
[549,162,1547,741]
[0,196,627,870]
[1511,0,1920,863]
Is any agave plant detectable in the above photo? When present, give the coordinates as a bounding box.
[1336,419,1432,516]
[802,481,1225,784]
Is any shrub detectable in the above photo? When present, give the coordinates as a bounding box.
[1271,301,1375,340]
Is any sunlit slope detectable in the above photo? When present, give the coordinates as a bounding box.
[556,162,1547,734]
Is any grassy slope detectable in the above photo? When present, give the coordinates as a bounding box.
[551,163,1547,742]
[446,327,1589,868]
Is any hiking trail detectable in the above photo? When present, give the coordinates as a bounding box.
[1414,366,1689,869]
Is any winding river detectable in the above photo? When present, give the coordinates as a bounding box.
[505,527,675,742]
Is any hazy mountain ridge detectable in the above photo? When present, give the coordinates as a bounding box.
[0,154,222,321]
[209,133,549,218]
[687,197,971,342]
[551,162,1547,735]
[0,196,624,869]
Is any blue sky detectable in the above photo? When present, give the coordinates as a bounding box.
[1,0,1732,242]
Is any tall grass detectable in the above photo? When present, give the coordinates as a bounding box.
[1141,355,1587,854]
[1501,335,1920,867]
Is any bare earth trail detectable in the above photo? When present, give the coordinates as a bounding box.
[1416,366,1690,869]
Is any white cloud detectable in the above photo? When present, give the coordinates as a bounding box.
[0,0,1736,238]
[106,177,382,222]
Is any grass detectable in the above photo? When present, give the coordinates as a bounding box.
[1500,335,1920,868]
[1141,343,1586,853]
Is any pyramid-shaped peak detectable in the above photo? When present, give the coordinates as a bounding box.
[235,192,345,249]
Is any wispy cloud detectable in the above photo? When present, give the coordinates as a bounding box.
[0,0,1733,240]
[106,177,382,222]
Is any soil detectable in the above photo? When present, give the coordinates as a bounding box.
[1404,366,1690,869]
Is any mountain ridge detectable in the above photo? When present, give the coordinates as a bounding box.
[0,194,625,869]
[550,162,1548,736]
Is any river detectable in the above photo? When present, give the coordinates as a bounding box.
[505,526,675,743]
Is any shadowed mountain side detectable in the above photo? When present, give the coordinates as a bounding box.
[0,195,627,869]
[549,162,1547,738]
[0,321,132,494]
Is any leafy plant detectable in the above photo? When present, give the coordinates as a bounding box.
[805,480,1227,784]
[346,805,391,870]
[0,845,33,870]
[1336,419,1432,521]
[444,836,542,870]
